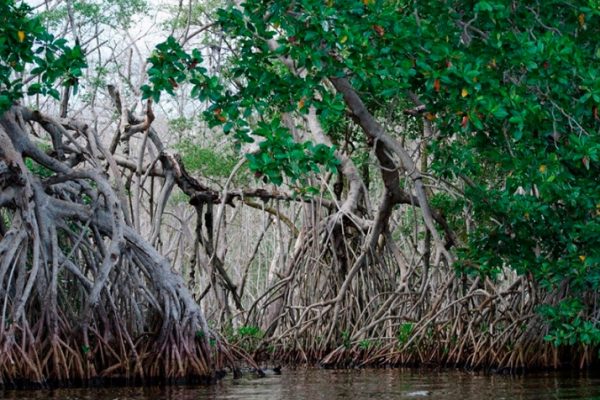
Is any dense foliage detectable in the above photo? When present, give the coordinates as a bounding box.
[141,36,340,186]
[143,0,600,348]
[0,0,85,111]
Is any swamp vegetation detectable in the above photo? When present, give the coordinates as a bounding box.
[0,0,599,387]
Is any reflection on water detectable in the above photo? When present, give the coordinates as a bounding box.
[2,369,600,400]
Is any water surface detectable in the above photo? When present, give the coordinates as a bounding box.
[2,369,600,399]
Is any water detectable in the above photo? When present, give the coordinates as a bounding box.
[2,369,600,399]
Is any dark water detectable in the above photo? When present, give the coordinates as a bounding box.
[2,369,600,399]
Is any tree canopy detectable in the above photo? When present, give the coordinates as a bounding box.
[144,0,600,347]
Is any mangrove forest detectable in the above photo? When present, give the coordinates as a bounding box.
[0,0,599,387]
